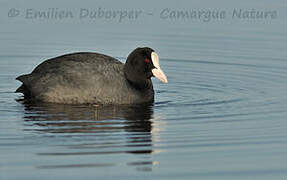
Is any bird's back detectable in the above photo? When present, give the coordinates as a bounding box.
[16,52,127,104]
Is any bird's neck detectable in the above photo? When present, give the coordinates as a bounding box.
[124,63,154,91]
[126,77,153,91]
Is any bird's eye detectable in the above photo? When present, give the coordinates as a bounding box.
[145,58,150,63]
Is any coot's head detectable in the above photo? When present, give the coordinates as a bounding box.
[124,47,168,89]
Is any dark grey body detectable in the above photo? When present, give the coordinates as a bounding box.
[16,52,154,104]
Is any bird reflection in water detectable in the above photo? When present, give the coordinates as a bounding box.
[20,99,161,171]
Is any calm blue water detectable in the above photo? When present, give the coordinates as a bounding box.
[1,0,287,179]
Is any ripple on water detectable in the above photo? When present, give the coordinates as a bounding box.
[158,58,287,120]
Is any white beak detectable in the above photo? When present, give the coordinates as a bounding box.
[151,52,168,83]
[152,68,168,83]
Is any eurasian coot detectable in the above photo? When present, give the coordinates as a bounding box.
[16,47,168,104]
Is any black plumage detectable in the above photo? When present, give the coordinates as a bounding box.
[16,47,167,104]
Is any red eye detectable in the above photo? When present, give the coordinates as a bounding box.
[145,58,150,63]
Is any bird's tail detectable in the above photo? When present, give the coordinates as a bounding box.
[15,74,32,97]
[15,84,25,93]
